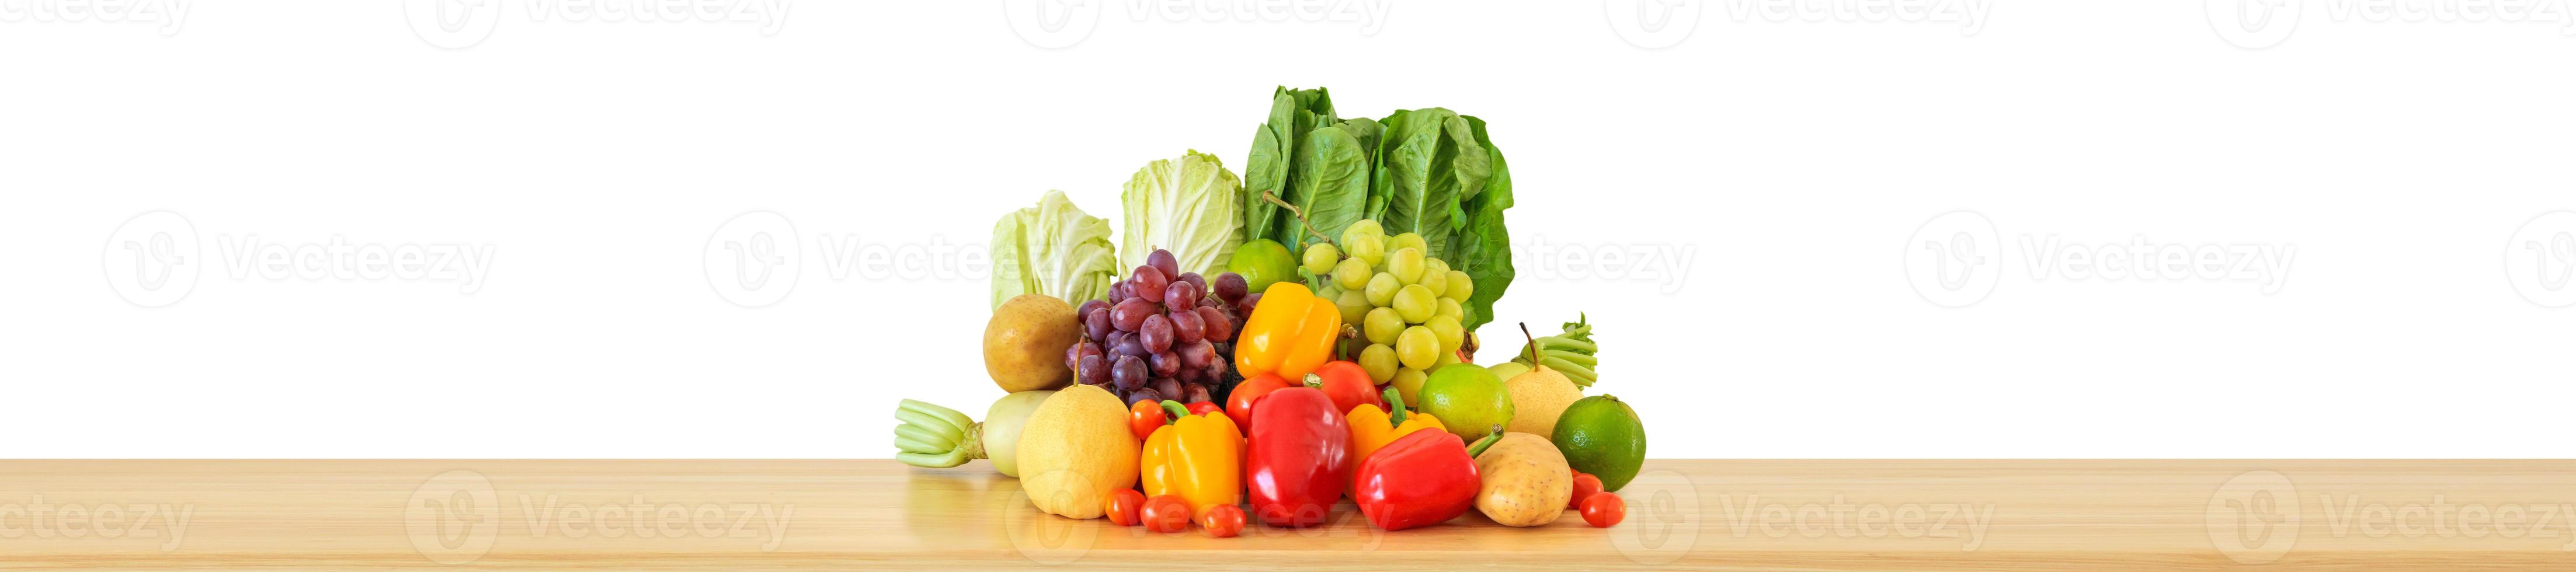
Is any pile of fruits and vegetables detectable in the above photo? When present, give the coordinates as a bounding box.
[898,86,1649,536]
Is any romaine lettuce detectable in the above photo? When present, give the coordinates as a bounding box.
[1238,88,1518,331]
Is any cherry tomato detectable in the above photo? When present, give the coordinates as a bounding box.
[1580,492,1626,528]
[1104,489,1146,526]
[1567,473,1604,509]
[1141,494,1193,533]
[1128,400,1166,441]
[1198,504,1246,538]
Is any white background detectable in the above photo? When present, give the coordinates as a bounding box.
[8,0,2572,458]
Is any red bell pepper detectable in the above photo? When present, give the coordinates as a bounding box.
[1186,401,1223,417]
[1243,387,1353,528]
[1353,425,1502,531]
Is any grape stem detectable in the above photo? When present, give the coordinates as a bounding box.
[1260,191,1337,249]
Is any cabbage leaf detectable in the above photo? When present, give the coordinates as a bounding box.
[990,190,1119,309]
[1121,151,1246,278]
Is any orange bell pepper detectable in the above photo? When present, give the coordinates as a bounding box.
[1347,387,1448,465]
[1141,404,1244,514]
[1234,282,1344,382]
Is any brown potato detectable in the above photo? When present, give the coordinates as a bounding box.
[1473,433,1573,526]
[984,294,1082,392]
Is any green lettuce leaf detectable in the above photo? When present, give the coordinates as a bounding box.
[1244,87,1337,245]
[1374,107,1490,263]
[1280,125,1370,250]
[989,190,1118,309]
[1122,151,1246,278]
[1445,116,1514,330]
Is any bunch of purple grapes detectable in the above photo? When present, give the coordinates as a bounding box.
[1064,249,1264,407]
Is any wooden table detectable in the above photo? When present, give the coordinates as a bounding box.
[2,460,2570,570]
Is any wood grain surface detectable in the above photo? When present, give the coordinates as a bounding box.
[2,460,2571,570]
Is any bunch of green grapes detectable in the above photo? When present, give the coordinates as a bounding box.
[1300,219,1476,395]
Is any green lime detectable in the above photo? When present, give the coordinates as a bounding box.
[1227,239,1300,293]
[1417,364,1514,442]
[1552,395,1646,491]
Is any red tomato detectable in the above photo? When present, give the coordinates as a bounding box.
[1224,374,1291,430]
[1128,400,1166,442]
[1104,489,1146,526]
[1310,361,1383,414]
[1141,494,1193,533]
[1567,473,1604,509]
[1581,493,1625,528]
[1198,504,1246,538]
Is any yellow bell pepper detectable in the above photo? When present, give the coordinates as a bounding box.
[1141,407,1244,514]
[1347,387,1448,463]
[1234,282,1344,382]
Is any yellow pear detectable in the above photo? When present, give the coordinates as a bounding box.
[1503,365,1581,435]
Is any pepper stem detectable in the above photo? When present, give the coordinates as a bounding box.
[1465,424,1504,458]
[1302,373,1324,390]
[1157,400,1189,424]
[1381,387,1409,427]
